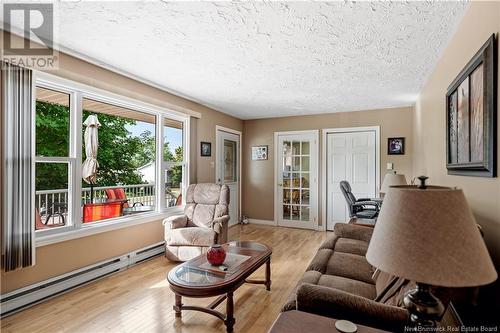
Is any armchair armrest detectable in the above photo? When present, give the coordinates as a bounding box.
[211,215,229,243]
[162,214,187,230]
[333,223,374,242]
[296,283,409,332]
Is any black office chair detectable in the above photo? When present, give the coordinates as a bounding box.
[339,180,381,219]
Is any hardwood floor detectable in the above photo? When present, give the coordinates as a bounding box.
[1,224,327,333]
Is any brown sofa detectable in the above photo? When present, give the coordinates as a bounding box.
[283,223,475,332]
[282,223,408,331]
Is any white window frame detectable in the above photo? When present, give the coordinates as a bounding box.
[33,72,190,246]
[34,83,78,237]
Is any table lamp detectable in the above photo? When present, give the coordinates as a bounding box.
[380,171,407,195]
[366,176,497,328]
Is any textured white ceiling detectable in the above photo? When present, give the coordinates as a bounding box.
[20,1,470,119]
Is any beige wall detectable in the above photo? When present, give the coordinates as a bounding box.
[413,1,500,265]
[412,1,500,316]
[242,107,413,224]
[0,32,242,293]
[194,111,243,183]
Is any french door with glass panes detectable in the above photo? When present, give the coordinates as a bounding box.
[276,131,318,229]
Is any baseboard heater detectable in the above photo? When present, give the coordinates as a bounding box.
[0,242,165,317]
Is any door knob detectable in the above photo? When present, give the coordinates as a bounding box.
[278,183,283,186]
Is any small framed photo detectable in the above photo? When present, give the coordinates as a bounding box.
[388,137,405,155]
[252,145,268,160]
[200,141,211,157]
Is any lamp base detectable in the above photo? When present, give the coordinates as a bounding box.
[403,283,445,328]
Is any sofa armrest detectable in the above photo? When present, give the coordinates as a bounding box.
[333,223,374,242]
[296,283,409,332]
[211,215,229,243]
[162,214,187,230]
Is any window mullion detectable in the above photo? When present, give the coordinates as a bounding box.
[72,91,83,230]
[182,117,190,202]
[156,115,165,211]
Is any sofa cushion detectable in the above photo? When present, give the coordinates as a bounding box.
[309,235,369,272]
[167,227,216,247]
[317,275,376,300]
[335,238,369,256]
[301,270,323,285]
[333,223,374,243]
[325,252,375,285]
[307,249,334,273]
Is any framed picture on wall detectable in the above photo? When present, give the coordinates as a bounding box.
[252,145,268,160]
[446,34,497,177]
[388,137,405,155]
[200,141,211,157]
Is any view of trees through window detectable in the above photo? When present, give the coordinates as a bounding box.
[35,85,185,229]
[35,87,72,230]
[35,100,160,189]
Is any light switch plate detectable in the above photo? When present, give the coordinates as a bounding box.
[386,162,394,170]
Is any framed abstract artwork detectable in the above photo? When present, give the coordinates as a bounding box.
[446,34,497,177]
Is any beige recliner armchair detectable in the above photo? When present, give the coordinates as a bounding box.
[163,183,230,262]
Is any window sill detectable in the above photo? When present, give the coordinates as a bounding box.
[35,207,184,247]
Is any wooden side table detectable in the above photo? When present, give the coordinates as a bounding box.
[267,311,389,333]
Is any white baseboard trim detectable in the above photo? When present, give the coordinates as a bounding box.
[248,219,277,226]
[0,242,165,317]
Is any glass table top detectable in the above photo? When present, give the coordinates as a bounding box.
[167,241,270,287]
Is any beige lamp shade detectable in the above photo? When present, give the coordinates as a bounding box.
[380,173,407,194]
[366,185,497,287]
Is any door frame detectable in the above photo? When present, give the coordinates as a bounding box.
[274,130,319,230]
[321,126,380,231]
[215,125,242,224]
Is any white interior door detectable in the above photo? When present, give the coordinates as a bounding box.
[276,132,318,230]
[216,130,240,226]
[327,131,377,230]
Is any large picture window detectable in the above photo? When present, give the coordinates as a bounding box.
[81,98,157,223]
[34,77,189,238]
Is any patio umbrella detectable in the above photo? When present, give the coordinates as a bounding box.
[82,114,101,203]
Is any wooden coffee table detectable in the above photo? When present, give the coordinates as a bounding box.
[167,241,272,332]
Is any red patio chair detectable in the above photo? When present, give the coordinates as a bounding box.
[105,188,143,208]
